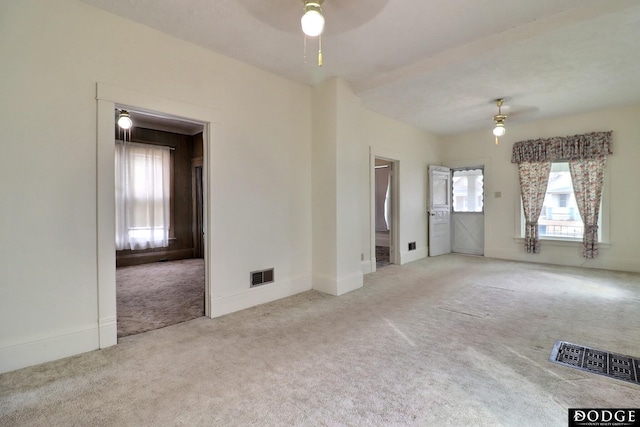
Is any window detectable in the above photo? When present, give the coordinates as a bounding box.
[512,131,611,256]
[557,194,568,208]
[452,168,483,212]
[115,141,171,250]
[538,162,583,239]
[521,162,604,242]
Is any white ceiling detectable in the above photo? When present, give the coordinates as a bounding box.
[84,0,640,135]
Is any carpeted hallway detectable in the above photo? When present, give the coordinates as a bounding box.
[1,255,639,426]
[116,258,205,337]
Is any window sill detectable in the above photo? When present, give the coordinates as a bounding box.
[512,237,611,249]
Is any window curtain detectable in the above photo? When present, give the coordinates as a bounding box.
[375,167,390,231]
[115,141,171,250]
[511,131,612,257]
[569,158,606,258]
[517,161,551,253]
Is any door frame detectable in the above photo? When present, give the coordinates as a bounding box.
[96,83,213,348]
[451,166,485,255]
[369,148,400,272]
[192,157,204,258]
[445,158,489,256]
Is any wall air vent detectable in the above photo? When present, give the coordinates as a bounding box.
[250,268,275,287]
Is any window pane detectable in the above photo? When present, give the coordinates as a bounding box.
[433,178,448,206]
[452,169,483,212]
[115,142,171,250]
[538,162,583,239]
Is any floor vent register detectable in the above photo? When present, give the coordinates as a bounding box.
[550,341,640,386]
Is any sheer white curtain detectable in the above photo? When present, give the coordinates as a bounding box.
[115,141,171,250]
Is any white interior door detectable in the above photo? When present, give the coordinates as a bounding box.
[428,165,451,256]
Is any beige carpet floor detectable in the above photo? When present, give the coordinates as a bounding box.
[116,259,205,337]
[1,255,639,426]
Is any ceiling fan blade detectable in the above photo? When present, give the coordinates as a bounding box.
[502,105,540,119]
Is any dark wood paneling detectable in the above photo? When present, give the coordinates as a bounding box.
[116,249,194,267]
[193,132,203,158]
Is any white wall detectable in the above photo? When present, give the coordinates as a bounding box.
[441,105,640,273]
[0,0,312,373]
[312,79,364,295]
[360,109,442,272]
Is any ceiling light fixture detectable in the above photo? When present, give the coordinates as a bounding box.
[117,110,133,130]
[301,0,324,66]
[492,98,507,145]
[301,1,325,37]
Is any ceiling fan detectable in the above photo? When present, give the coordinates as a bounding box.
[492,98,507,145]
[236,0,390,67]
[489,98,541,144]
[301,1,325,66]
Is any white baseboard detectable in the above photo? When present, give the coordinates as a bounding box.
[99,316,117,348]
[313,271,363,296]
[361,259,373,275]
[210,275,312,318]
[0,326,99,374]
[400,247,427,265]
[487,247,640,274]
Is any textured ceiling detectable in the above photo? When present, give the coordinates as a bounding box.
[82,0,640,135]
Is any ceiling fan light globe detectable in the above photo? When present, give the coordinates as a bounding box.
[117,111,133,130]
[493,124,506,137]
[301,10,324,37]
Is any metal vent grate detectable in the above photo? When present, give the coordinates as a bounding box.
[550,341,640,385]
[250,268,274,288]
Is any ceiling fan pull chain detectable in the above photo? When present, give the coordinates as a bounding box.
[318,34,323,67]
[303,34,307,64]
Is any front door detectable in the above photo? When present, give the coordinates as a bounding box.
[451,167,484,255]
[428,165,451,256]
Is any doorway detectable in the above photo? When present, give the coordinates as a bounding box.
[451,167,484,256]
[97,83,213,349]
[428,165,485,257]
[113,108,207,338]
[374,157,397,268]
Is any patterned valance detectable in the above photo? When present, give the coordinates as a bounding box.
[511,131,612,164]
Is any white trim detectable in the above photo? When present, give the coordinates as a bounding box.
[96,82,215,348]
[98,316,117,348]
[370,147,401,271]
[0,326,99,374]
[512,237,611,250]
[400,247,428,264]
[211,276,312,318]
[97,98,117,349]
[313,271,364,296]
[445,158,489,257]
[513,161,611,245]
[361,259,373,275]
